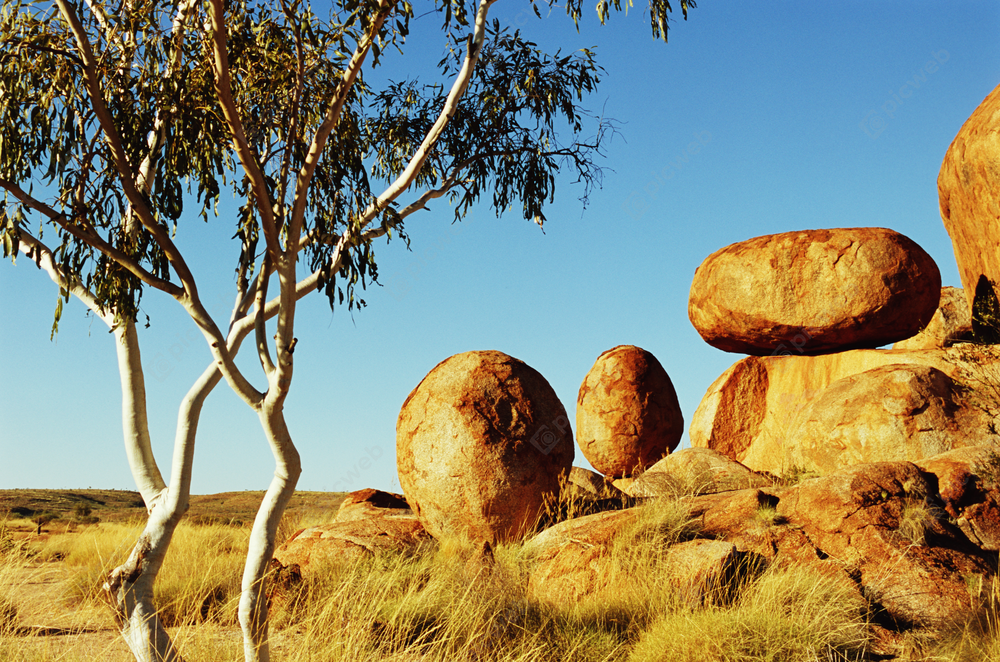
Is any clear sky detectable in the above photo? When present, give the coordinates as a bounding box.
[1,2,998,495]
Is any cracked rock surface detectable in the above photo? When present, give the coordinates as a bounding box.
[396,350,574,544]
[576,345,683,479]
[687,227,941,356]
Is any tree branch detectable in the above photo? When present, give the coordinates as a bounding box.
[0,178,184,297]
[53,0,202,296]
[206,0,281,262]
[287,0,395,252]
[254,256,276,376]
[14,228,167,506]
[356,0,497,229]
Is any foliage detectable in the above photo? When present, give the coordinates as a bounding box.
[0,0,685,325]
[973,275,1000,345]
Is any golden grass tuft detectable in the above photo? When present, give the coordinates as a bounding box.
[628,565,872,662]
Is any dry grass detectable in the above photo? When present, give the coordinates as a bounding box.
[3,492,1000,661]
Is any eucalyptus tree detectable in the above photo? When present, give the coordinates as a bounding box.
[0,0,693,659]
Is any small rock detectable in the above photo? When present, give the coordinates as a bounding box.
[893,286,973,350]
[627,448,772,497]
[335,488,411,522]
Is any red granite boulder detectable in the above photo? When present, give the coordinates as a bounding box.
[688,227,940,356]
[396,350,574,543]
[576,345,683,478]
[938,83,1000,312]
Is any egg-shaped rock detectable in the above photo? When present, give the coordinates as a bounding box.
[396,350,574,543]
[576,345,683,478]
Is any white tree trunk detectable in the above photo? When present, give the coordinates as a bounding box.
[239,402,301,662]
[106,324,229,662]
[104,509,183,662]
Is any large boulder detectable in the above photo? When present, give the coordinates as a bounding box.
[576,345,683,478]
[689,345,1000,475]
[626,448,772,498]
[785,364,994,474]
[396,350,574,544]
[938,83,1000,312]
[688,227,941,356]
[893,286,973,350]
[776,462,996,629]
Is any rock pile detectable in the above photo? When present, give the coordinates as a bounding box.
[524,452,1000,633]
[268,82,1000,662]
[686,224,1000,474]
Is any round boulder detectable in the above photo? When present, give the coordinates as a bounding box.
[396,350,574,543]
[576,345,683,478]
[785,364,994,474]
[688,227,941,355]
[938,82,1000,313]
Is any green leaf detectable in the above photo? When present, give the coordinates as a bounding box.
[50,293,63,341]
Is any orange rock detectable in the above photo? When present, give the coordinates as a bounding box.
[688,228,940,355]
[525,509,639,606]
[689,346,991,474]
[893,286,972,350]
[917,447,1000,551]
[396,350,574,544]
[575,345,683,478]
[272,515,430,573]
[938,83,1000,312]
[335,488,411,522]
[776,462,995,629]
[626,448,771,498]
[785,364,994,473]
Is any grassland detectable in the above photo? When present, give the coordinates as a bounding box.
[1,489,999,661]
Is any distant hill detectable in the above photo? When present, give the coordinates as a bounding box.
[0,489,348,524]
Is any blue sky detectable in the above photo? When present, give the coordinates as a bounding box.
[2,2,998,494]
